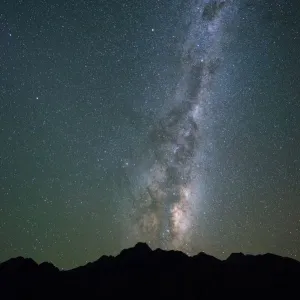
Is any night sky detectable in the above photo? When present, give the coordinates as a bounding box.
[1,0,300,269]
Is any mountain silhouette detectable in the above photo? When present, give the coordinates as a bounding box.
[1,243,299,299]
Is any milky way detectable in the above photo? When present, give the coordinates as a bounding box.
[123,0,238,253]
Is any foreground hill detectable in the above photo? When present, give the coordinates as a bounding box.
[1,243,299,298]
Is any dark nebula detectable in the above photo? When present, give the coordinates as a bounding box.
[126,0,237,253]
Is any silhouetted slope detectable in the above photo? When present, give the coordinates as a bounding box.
[1,243,300,299]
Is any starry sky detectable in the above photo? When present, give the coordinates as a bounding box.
[1,0,300,269]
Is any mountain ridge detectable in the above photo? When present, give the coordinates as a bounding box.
[1,242,299,271]
[1,242,300,298]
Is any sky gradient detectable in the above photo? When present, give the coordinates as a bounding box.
[1,0,300,269]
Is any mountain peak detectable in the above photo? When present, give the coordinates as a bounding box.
[0,256,38,273]
[118,242,152,263]
[227,252,245,262]
[133,242,152,252]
